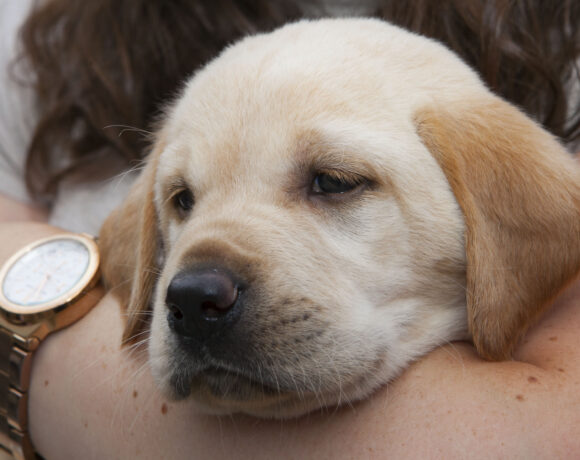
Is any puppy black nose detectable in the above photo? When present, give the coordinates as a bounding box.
[165,268,241,339]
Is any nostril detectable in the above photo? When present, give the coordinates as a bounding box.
[168,303,184,320]
[202,301,221,319]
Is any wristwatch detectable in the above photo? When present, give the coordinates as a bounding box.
[0,232,104,460]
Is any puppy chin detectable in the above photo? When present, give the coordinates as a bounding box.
[149,341,367,418]
[151,365,325,418]
[185,385,311,419]
[150,353,390,418]
[166,381,367,419]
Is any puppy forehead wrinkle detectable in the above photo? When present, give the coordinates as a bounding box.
[156,143,186,180]
[298,119,414,166]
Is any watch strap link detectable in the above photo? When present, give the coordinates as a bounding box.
[0,326,37,460]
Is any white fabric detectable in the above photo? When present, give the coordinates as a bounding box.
[0,0,37,205]
[48,154,138,235]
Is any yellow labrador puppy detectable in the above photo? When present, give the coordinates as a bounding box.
[100,18,580,418]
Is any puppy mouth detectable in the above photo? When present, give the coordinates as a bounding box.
[169,363,291,402]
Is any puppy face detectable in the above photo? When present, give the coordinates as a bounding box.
[100,19,580,417]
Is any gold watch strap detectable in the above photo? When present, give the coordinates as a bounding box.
[0,325,37,460]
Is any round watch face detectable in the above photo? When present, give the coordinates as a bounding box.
[0,234,100,315]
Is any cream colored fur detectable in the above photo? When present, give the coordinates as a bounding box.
[100,18,580,418]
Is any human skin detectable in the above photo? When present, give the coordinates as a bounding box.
[0,193,47,222]
[1,198,579,459]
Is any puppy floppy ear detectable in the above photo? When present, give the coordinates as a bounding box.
[99,143,162,346]
[415,98,580,360]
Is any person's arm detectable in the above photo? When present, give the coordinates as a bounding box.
[0,193,47,222]
[19,218,579,459]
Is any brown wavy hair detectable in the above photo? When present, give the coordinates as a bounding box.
[19,0,580,203]
[19,0,303,202]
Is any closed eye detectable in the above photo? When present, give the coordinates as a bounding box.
[171,188,194,217]
[311,171,366,195]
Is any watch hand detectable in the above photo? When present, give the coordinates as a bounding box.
[26,259,69,304]
[23,273,50,305]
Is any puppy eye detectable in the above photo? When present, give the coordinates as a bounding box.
[172,189,194,215]
[312,172,362,195]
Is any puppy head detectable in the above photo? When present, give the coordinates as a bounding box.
[100,18,580,417]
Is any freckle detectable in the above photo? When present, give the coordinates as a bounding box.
[558,368,565,373]
[101,345,107,353]
[161,403,168,415]
[44,380,49,387]
[101,363,107,370]
[515,394,525,402]
[549,336,558,342]
[84,422,88,429]
[528,376,538,383]
[133,390,138,398]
